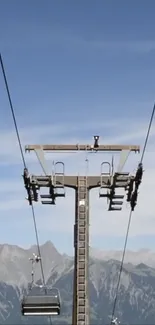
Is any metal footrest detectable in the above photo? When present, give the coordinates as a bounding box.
[115,172,129,176]
[115,181,129,187]
[55,193,65,197]
[112,195,124,199]
[41,201,55,205]
[108,194,124,211]
[99,193,108,198]
[115,177,129,182]
[55,184,64,188]
[40,193,65,198]
[111,201,123,205]
[114,172,129,187]
[41,195,51,199]
[109,206,122,211]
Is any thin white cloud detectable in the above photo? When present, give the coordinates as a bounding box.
[2,20,155,55]
[0,117,154,167]
[0,119,122,165]
[83,40,155,54]
[54,27,155,54]
[0,199,26,211]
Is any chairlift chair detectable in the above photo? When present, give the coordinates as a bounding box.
[21,287,61,316]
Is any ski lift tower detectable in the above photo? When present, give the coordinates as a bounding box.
[23,136,140,325]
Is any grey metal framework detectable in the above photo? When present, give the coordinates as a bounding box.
[23,137,140,325]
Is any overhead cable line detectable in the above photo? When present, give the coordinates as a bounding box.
[0,53,53,325]
[0,52,46,287]
[140,106,155,163]
[110,104,155,323]
[0,55,26,169]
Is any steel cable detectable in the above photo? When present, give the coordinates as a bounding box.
[110,104,155,323]
[0,53,52,324]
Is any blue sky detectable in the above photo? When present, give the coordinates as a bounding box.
[0,0,155,256]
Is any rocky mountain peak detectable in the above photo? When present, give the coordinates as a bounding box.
[0,242,155,324]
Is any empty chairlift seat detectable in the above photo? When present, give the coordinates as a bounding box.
[21,287,61,316]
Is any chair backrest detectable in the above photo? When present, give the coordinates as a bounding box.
[23,295,60,306]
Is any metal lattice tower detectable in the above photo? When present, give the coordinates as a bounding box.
[23,137,140,325]
[76,176,89,325]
